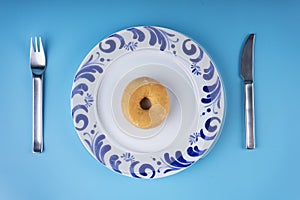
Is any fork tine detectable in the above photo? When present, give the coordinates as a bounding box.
[30,37,34,55]
[35,37,38,52]
[39,37,44,54]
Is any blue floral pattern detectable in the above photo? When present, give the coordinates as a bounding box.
[84,93,93,108]
[191,62,201,76]
[121,153,135,163]
[82,124,111,165]
[144,26,179,51]
[71,26,225,179]
[124,41,138,51]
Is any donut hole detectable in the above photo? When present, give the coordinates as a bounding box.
[140,97,152,110]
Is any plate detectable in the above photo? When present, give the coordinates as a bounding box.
[71,26,225,179]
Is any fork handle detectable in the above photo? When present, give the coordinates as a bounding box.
[33,74,44,153]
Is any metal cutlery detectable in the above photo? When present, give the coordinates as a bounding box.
[30,37,46,153]
[241,34,256,149]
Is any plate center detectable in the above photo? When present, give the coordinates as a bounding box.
[96,50,197,153]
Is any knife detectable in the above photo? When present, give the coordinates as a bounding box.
[241,34,256,149]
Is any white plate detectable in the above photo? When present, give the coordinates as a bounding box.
[71,26,225,179]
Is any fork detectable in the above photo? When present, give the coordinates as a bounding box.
[30,37,46,153]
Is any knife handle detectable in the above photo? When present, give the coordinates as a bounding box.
[244,82,255,149]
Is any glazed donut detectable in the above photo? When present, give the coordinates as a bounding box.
[122,77,170,129]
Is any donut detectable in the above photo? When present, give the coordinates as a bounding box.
[122,77,170,129]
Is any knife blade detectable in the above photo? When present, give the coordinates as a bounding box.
[241,34,255,149]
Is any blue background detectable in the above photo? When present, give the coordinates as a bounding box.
[1,0,299,199]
